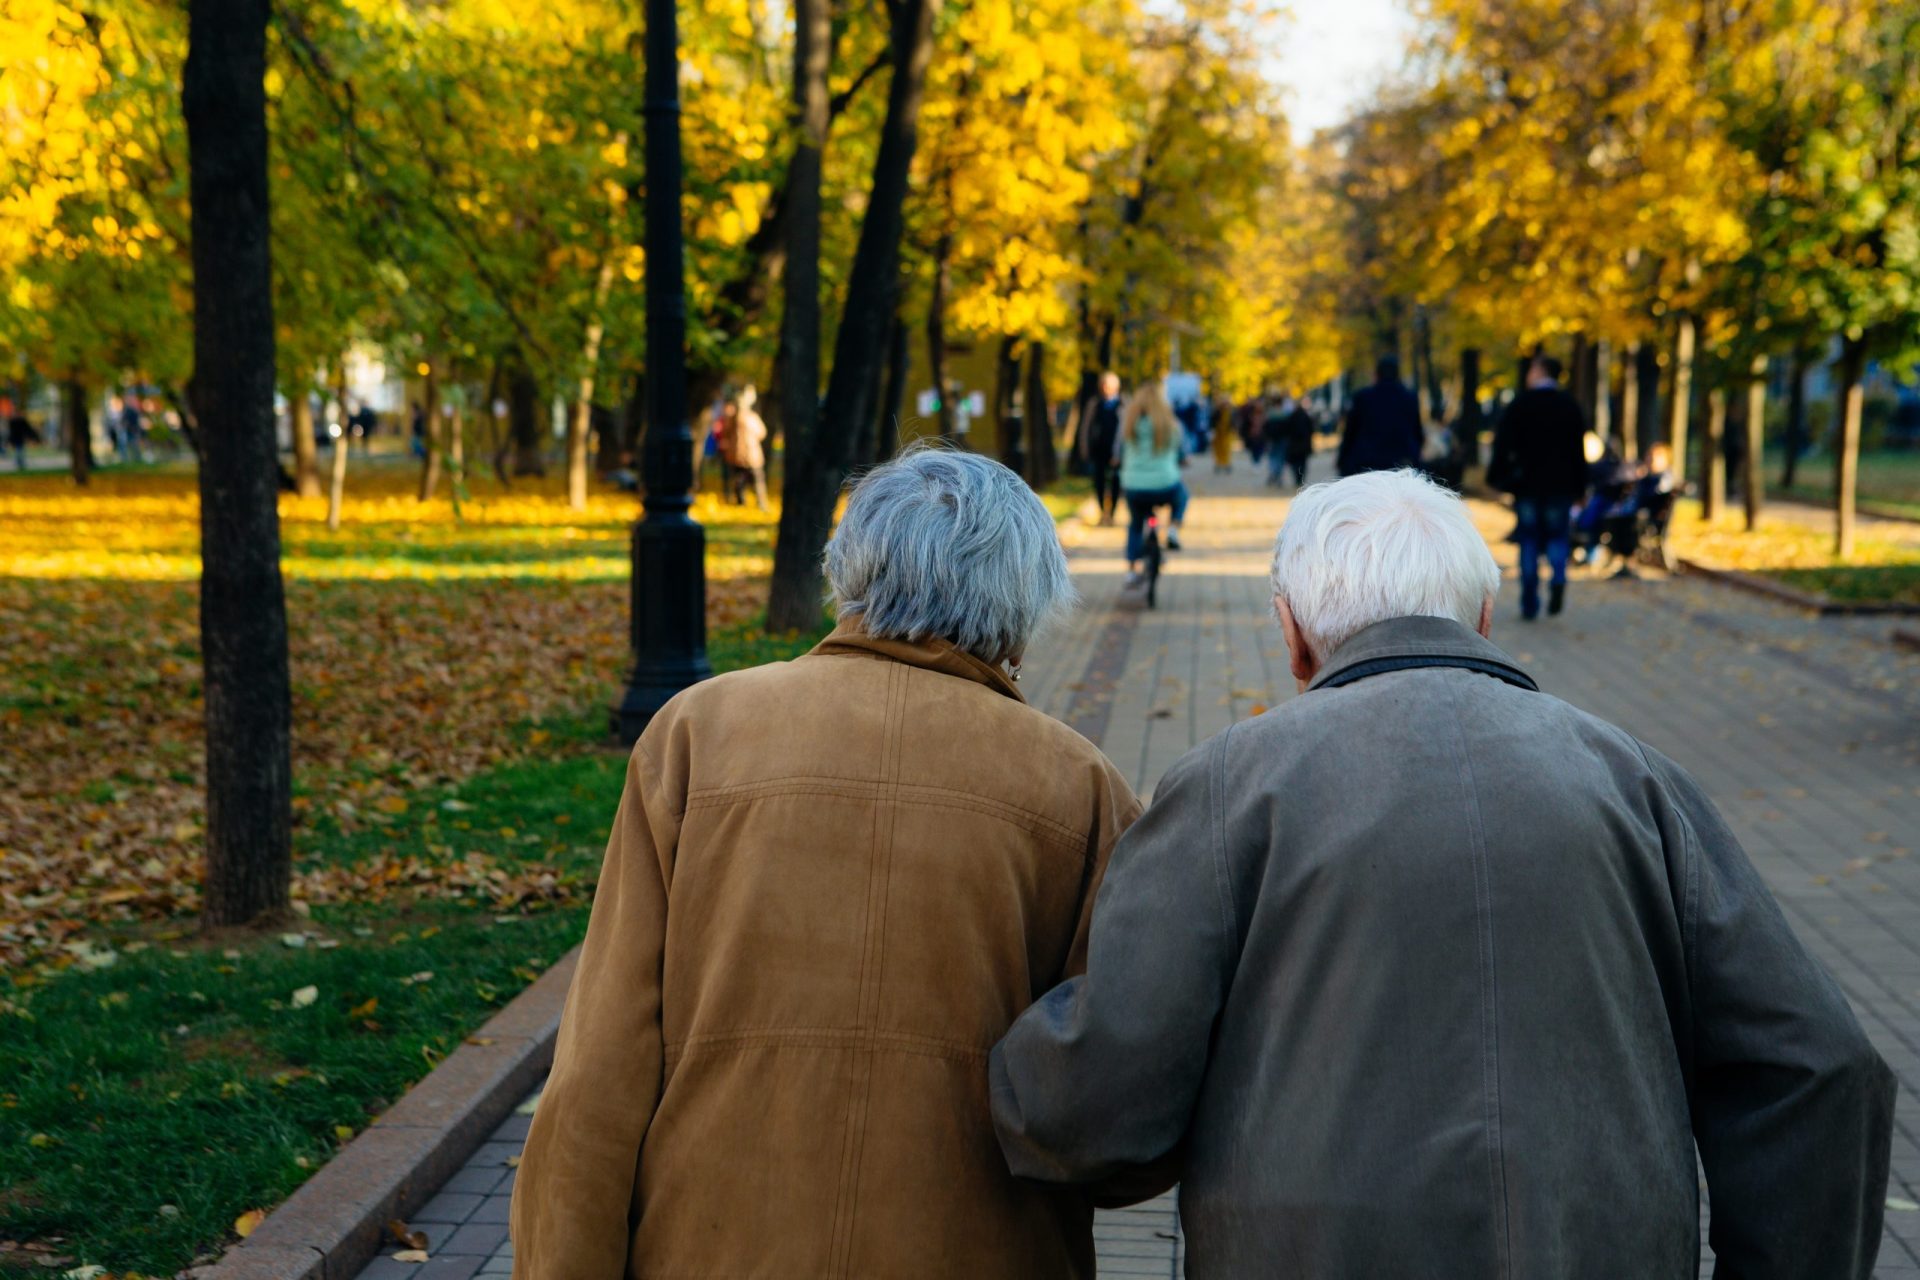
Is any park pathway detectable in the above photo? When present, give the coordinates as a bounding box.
[358,453,1920,1279]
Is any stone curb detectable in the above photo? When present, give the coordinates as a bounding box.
[195,947,580,1280]
[1678,559,1920,617]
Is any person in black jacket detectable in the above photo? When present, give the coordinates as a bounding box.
[1336,356,1423,477]
[1078,371,1125,526]
[1489,355,1589,620]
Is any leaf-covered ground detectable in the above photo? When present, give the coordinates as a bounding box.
[1667,501,1920,605]
[1,461,835,1275]
[0,463,791,973]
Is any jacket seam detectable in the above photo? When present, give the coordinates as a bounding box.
[1440,674,1512,1279]
[665,1025,987,1067]
[685,779,1088,851]
[830,661,905,1275]
[1208,728,1238,942]
[1629,737,1701,1086]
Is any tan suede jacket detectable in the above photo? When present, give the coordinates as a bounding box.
[511,623,1140,1278]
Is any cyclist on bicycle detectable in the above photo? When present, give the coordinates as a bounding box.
[1118,382,1189,588]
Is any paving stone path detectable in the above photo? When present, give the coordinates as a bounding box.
[362,453,1919,1279]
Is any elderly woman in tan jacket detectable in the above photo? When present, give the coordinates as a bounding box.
[512,446,1140,1278]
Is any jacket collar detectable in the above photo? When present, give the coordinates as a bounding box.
[808,620,1026,703]
[1307,615,1539,694]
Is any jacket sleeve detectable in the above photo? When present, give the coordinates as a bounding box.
[1649,750,1894,1279]
[511,744,677,1280]
[990,737,1238,1187]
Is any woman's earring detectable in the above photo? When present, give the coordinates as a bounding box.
[1008,661,1022,682]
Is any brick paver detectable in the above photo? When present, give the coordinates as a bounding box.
[360,452,1918,1278]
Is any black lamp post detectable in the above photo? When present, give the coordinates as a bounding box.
[612,0,711,745]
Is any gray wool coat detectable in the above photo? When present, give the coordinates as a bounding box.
[991,615,1894,1279]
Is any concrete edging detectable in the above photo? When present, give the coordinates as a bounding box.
[195,947,579,1280]
[1678,559,1920,617]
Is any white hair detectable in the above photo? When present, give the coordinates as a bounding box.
[826,443,1075,662]
[1270,468,1500,661]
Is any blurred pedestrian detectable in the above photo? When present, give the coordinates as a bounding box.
[1275,393,1315,489]
[106,394,140,462]
[1488,354,1589,620]
[1079,372,1124,526]
[353,402,379,454]
[512,446,1140,1279]
[409,402,428,460]
[721,385,769,510]
[1336,355,1422,477]
[1210,394,1235,473]
[1241,396,1268,465]
[5,399,39,471]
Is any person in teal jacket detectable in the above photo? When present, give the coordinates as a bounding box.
[1117,383,1188,586]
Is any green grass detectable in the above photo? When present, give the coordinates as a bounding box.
[0,905,586,1275]
[0,620,825,1277]
[1771,449,1920,521]
[1761,565,1920,607]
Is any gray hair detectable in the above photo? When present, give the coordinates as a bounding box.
[1270,468,1500,661]
[826,444,1075,662]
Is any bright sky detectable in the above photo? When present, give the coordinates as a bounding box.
[1267,0,1418,140]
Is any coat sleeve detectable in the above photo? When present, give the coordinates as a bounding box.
[511,743,677,1280]
[1648,749,1895,1279]
[990,736,1239,1186]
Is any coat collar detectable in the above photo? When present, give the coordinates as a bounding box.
[1307,615,1539,694]
[807,620,1026,703]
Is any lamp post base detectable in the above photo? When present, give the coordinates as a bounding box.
[611,509,712,746]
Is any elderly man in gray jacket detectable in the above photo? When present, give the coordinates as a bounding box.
[991,469,1895,1278]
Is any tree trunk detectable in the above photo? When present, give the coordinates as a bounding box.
[1834,333,1866,559]
[992,334,1020,468]
[876,304,909,462]
[184,0,292,928]
[767,0,939,632]
[1781,349,1808,489]
[1416,308,1443,423]
[1668,315,1695,485]
[447,400,466,511]
[1024,339,1056,487]
[326,400,350,530]
[1743,354,1766,532]
[1702,385,1726,522]
[63,377,92,484]
[289,378,321,497]
[778,0,829,513]
[926,233,954,438]
[1634,341,1661,457]
[417,359,442,501]
[569,262,615,510]
[1571,333,1595,424]
[1067,368,1099,463]
[507,355,544,477]
[1618,346,1639,459]
[1592,338,1612,442]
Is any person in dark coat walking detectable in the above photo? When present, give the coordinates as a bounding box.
[991,470,1895,1280]
[1489,354,1590,619]
[1336,355,1423,476]
[1078,372,1125,526]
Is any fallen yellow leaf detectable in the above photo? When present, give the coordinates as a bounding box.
[235,1208,268,1238]
[387,1219,429,1250]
